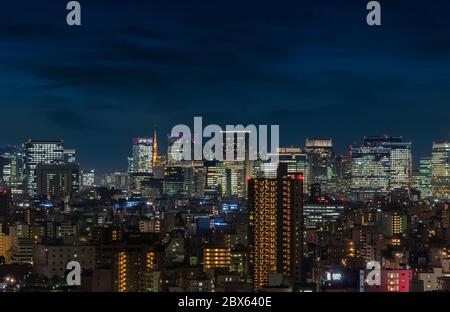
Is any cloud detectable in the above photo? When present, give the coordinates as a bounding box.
[1,0,450,170]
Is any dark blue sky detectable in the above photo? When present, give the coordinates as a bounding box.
[1,0,450,172]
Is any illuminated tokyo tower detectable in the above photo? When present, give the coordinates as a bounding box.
[152,127,158,168]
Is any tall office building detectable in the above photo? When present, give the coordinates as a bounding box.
[167,133,193,166]
[153,155,167,179]
[163,166,190,197]
[81,169,95,188]
[219,130,253,198]
[192,165,206,198]
[330,155,352,197]
[167,134,181,166]
[217,161,246,198]
[248,166,303,290]
[351,139,390,201]
[303,201,345,230]
[35,163,80,202]
[105,172,129,190]
[127,157,134,176]
[0,149,24,196]
[129,138,154,190]
[351,136,412,201]
[305,139,333,194]
[387,138,412,190]
[419,157,432,199]
[431,142,450,201]
[165,160,204,198]
[277,147,309,194]
[204,161,220,198]
[63,149,77,164]
[132,138,153,174]
[24,140,64,198]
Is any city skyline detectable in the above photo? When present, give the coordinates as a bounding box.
[0,133,447,174]
[2,0,450,298]
[1,1,450,171]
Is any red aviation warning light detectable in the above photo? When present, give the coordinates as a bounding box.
[295,174,304,181]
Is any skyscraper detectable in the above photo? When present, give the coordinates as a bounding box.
[129,138,154,190]
[330,154,352,197]
[387,138,412,191]
[163,166,190,197]
[217,161,246,198]
[132,138,153,174]
[167,133,187,166]
[35,163,80,201]
[24,140,65,198]
[248,166,303,290]
[63,149,77,164]
[81,169,95,189]
[431,142,450,201]
[351,136,412,201]
[278,147,309,194]
[105,172,129,190]
[0,148,24,197]
[419,157,432,199]
[305,139,333,194]
[204,161,220,198]
[219,130,253,198]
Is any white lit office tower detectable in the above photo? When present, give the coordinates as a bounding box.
[432,142,450,201]
[132,138,153,174]
[23,140,64,198]
[82,169,95,188]
[0,147,25,197]
[351,136,412,201]
[419,157,432,199]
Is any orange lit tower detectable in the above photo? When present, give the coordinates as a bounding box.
[152,128,158,168]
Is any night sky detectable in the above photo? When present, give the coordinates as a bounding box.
[1,0,450,172]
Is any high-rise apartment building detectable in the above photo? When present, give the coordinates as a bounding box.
[381,211,408,238]
[248,167,303,290]
[113,247,157,292]
[203,247,231,271]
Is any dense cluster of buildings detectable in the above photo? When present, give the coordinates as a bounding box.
[0,132,449,292]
